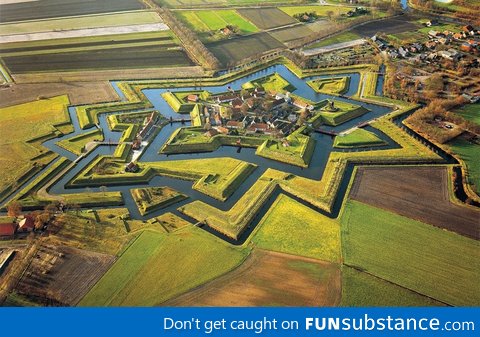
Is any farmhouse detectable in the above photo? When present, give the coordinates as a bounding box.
[226,121,245,129]
[18,216,34,232]
[187,94,199,102]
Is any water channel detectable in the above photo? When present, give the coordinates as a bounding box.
[4,63,451,244]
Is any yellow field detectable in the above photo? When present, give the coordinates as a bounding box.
[0,95,72,198]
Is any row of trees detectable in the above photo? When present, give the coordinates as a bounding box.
[158,7,221,70]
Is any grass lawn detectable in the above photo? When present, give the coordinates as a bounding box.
[307,76,349,95]
[0,95,72,200]
[333,128,386,148]
[316,100,369,126]
[453,104,480,125]
[448,138,480,195]
[306,31,360,49]
[341,200,480,306]
[244,72,295,92]
[79,228,248,306]
[252,194,340,262]
[56,129,103,155]
[341,267,445,306]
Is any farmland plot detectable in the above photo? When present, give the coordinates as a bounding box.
[0,0,144,23]
[166,250,341,306]
[349,166,480,239]
[237,8,297,30]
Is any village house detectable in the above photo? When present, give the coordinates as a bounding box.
[214,126,229,135]
[125,161,139,173]
[204,129,219,138]
[187,94,199,102]
[18,216,34,232]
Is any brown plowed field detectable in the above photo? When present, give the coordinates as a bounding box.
[166,249,341,306]
[15,245,114,306]
[349,166,480,239]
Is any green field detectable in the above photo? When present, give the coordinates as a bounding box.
[448,138,480,195]
[0,12,162,35]
[244,72,295,92]
[253,194,340,262]
[333,128,386,148]
[0,96,72,201]
[176,10,258,42]
[341,200,480,306]
[157,0,305,8]
[341,267,445,306]
[79,228,248,306]
[453,104,480,125]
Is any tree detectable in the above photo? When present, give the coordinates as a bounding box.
[44,202,58,214]
[326,10,334,20]
[7,201,22,217]
[34,212,50,230]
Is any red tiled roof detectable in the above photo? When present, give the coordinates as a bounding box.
[0,223,16,236]
[19,216,34,231]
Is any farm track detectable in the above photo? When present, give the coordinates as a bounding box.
[350,166,480,239]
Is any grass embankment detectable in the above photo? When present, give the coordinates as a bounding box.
[180,169,285,240]
[70,156,256,202]
[252,194,340,262]
[333,128,386,148]
[341,267,445,307]
[130,187,187,216]
[341,200,480,306]
[255,128,315,168]
[447,138,480,196]
[161,90,209,113]
[243,72,295,92]
[57,129,104,155]
[315,100,369,126]
[0,95,72,202]
[307,76,350,95]
[79,228,248,306]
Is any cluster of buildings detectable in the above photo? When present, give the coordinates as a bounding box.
[373,24,479,66]
[0,215,35,239]
[193,84,316,139]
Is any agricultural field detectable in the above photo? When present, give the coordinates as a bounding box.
[252,194,340,262]
[175,10,258,42]
[12,245,114,306]
[206,32,284,66]
[349,166,480,239]
[269,25,314,44]
[307,31,361,49]
[1,32,193,73]
[0,0,144,23]
[341,200,480,306]
[166,250,341,306]
[156,0,305,8]
[452,104,480,125]
[279,5,351,19]
[0,11,163,36]
[0,95,71,202]
[79,228,248,306]
[341,267,445,307]
[352,16,420,37]
[236,8,297,30]
[447,137,480,196]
